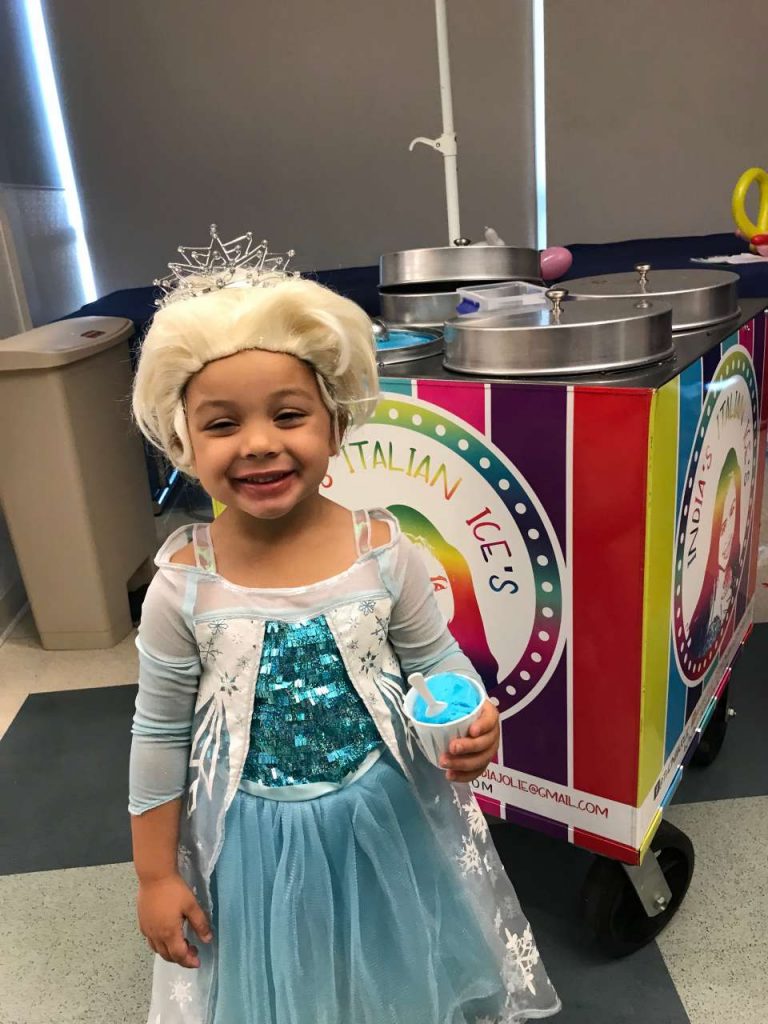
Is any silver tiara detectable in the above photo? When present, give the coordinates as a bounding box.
[154,224,296,306]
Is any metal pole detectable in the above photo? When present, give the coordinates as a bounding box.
[409,0,462,244]
[434,0,461,243]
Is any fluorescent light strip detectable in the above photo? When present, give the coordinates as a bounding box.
[23,0,97,302]
[532,0,547,249]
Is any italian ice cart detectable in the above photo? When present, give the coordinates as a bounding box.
[324,260,768,956]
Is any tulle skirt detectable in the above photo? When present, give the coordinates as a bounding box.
[210,752,536,1024]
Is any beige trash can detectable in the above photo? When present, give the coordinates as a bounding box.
[0,316,157,649]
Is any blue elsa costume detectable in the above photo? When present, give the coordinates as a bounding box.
[129,509,560,1023]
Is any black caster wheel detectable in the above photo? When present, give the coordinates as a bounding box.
[581,819,695,958]
[691,683,731,767]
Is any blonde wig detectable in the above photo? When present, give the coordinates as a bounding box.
[132,277,379,476]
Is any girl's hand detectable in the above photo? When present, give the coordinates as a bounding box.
[440,699,500,783]
[137,875,212,969]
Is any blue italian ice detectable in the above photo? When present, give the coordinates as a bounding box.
[412,673,481,725]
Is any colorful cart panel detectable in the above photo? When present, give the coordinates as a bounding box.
[325,314,768,863]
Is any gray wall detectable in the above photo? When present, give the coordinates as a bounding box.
[0,1,48,621]
[546,0,768,244]
[34,0,768,286]
[0,2,60,188]
[0,4,83,328]
[45,0,536,293]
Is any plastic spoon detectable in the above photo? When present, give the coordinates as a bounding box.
[407,672,448,719]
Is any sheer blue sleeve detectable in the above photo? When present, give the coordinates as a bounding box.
[381,534,485,690]
[128,571,201,816]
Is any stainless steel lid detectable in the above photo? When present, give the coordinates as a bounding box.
[372,323,443,366]
[380,243,540,288]
[378,289,459,329]
[443,288,674,377]
[565,264,740,331]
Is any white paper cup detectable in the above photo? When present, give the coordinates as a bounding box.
[403,675,486,769]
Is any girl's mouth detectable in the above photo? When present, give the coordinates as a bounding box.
[232,470,296,495]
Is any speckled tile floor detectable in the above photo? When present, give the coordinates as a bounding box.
[0,475,766,1023]
[659,797,768,1024]
[0,864,150,1024]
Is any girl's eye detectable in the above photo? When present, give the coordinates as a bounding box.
[205,420,236,432]
[276,411,306,424]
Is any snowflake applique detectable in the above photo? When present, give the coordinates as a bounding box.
[434,795,441,805]
[457,835,482,876]
[177,845,193,873]
[483,851,497,882]
[494,906,503,933]
[170,977,193,1006]
[373,614,388,641]
[502,896,518,918]
[349,639,359,652]
[199,636,221,664]
[234,654,251,673]
[358,599,376,615]
[218,672,239,697]
[504,925,540,996]
[451,787,463,811]
[209,620,229,639]
[359,650,377,674]
[463,797,489,841]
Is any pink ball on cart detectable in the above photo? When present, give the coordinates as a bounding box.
[540,246,573,281]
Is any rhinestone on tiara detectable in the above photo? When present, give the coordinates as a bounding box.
[153,224,296,306]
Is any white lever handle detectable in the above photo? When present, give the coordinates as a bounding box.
[409,132,458,157]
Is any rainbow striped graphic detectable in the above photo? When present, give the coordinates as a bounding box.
[370,395,564,712]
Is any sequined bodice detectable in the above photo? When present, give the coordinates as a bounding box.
[241,616,382,787]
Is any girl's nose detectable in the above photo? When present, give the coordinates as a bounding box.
[241,421,281,460]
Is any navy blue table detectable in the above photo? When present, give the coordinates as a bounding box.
[61,232,768,334]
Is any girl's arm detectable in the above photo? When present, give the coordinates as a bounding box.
[132,798,211,969]
[131,796,182,882]
[129,572,211,967]
[385,534,500,782]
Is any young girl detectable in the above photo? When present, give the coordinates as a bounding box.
[129,238,560,1024]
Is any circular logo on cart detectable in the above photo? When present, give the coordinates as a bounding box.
[323,394,566,717]
[673,346,759,684]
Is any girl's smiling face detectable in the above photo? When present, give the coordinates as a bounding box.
[185,348,337,521]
